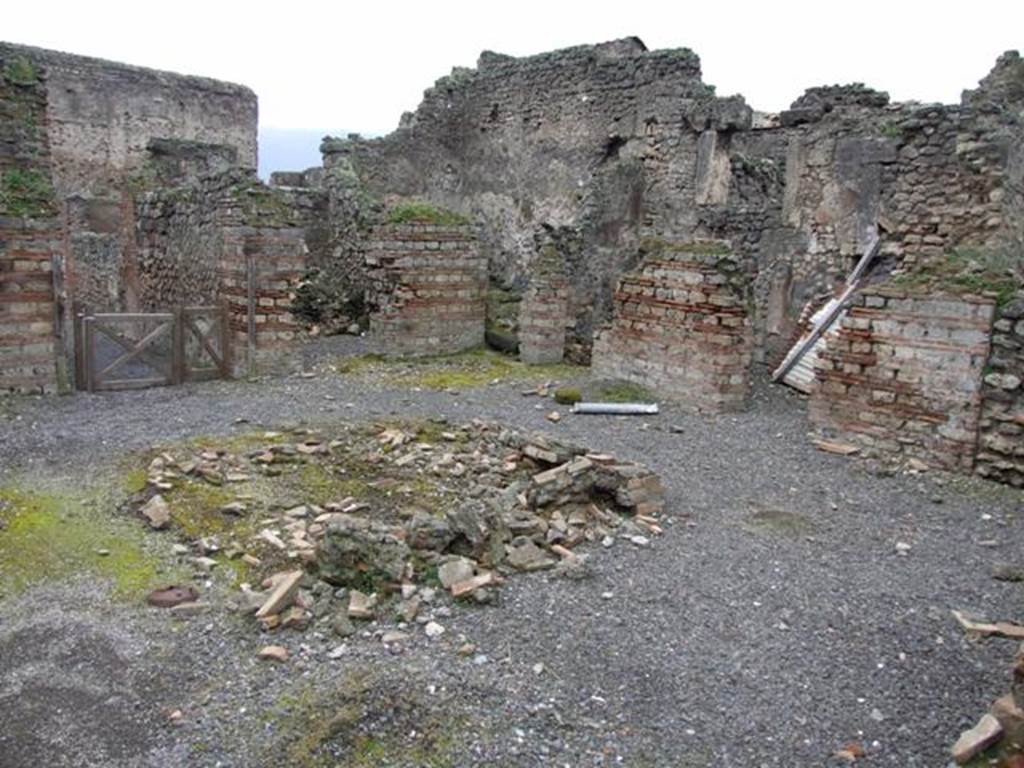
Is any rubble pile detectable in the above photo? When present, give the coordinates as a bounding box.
[135,419,665,645]
[949,616,1024,764]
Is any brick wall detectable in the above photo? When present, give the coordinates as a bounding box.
[591,241,753,412]
[134,170,320,376]
[1,47,60,394]
[519,246,569,364]
[976,295,1024,486]
[365,223,485,356]
[809,287,996,472]
[0,218,60,393]
[220,227,308,375]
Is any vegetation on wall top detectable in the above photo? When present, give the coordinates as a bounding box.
[0,168,56,219]
[1,56,39,87]
[386,202,469,227]
[893,247,1022,306]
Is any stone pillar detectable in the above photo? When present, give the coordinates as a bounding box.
[591,240,753,412]
[519,245,569,364]
[366,221,485,357]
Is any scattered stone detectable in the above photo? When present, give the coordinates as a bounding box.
[169,601,209,617]
[220,501,247,516]
[254,570,304,619]
[348,590,376,620]
[397,596,421,623]
[324,642,348,659]
[381,630,409,644]
[280,606,310,630]
[258,529,286,550]
[546,411,562,423]
[424,621,445,639]
[141,495,171,529]
[505,537,555,571]
[438,557,476,588]
[834,742,866,762]
[451,571,500,598]
[457,643,476,657]
[952,610,1024,640]
[629,535,650,548]
[951,713,1003,764]
[992,565,1024,582]
[895,541,912,556]
[146,586,199,608]
[991,693,1024,737]
[812,439,859,456]
[192,556,218,572]
[332,612,356,638]
[257,645,289,663]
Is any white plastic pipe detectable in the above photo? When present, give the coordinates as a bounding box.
[572,402,659,415]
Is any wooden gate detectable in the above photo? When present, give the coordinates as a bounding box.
[77,305,230,392]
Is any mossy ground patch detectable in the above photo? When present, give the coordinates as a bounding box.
[0,482,178,599]
[332,347,582,391]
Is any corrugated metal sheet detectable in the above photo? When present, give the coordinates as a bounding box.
[782,301,849,393]
[772,236,880,390]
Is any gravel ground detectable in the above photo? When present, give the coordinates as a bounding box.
[0,349,1022,767]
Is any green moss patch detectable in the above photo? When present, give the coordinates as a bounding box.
[264,671,458,767]
[331,347,582,391]
[386,202,469,227]
[639,237,732,256]
[0,168,56,219]
[742,508,817,538]
[892,247,1021,307]
[0,484,170,599]
[587,379,657,403]
[553,387,583,405]
[2,56,38,86]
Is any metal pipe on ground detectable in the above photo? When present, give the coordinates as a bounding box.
[572,402,659,415]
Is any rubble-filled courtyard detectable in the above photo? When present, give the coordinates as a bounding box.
[2,27,1023,768]
[1,349,1021,767]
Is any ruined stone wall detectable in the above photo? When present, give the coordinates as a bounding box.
[0,39,258,347]
[365,223,485,356]
[749,65,1022,363]
[321,41,1021,369]
[976,295,1024,486]
[133,170,322,375]
[592,242,753,412]
[0,42,257,198]
[0,49,60,394]
[809,287,995,472]
[324,39,749,350]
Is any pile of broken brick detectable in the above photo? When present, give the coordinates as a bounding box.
[950,613,1024,764]
[138,420,665,654]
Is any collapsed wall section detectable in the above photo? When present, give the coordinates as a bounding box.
[365,222,485,356]
[591,241,753,412]
[809,287,995,472]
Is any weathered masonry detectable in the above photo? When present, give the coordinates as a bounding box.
[1,37,1021,486]
[592,241,753,412]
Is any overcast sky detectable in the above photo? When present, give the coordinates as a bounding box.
[5,0,1022,135]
